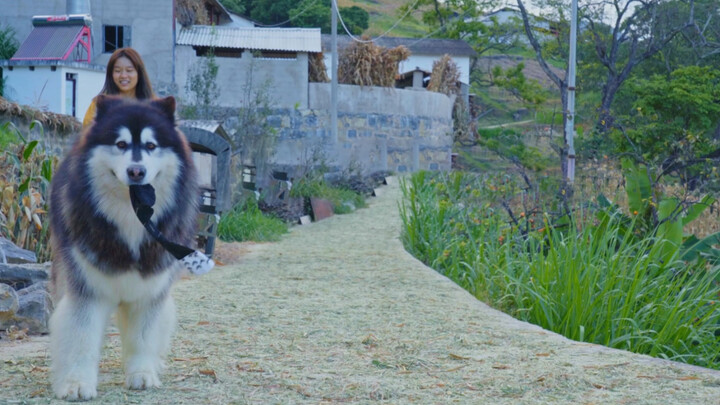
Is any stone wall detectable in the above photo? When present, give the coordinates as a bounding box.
[237,83,454,188]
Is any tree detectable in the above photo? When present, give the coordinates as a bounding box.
[288,0,330,31]
[514,0,700,174]
[0,25,19,97]
[634,0,720,75]
[248,0,294,25]
[218,0,245,16]
[615,66,720,188]
[678,0,720,63]
[243,0,368,34]
[574,0,696,132]
[514,0,574,177]
[339,6,369,35]
[288,0,368,34]
[401,0,520,60]
[0,25,18,59]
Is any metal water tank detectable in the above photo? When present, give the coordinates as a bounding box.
[66,0,90,15]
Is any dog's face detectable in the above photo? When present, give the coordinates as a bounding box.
[104,124,168,186]
[84,96,185,188]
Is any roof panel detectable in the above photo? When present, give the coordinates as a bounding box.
[12,25,84,60]
[177,26,321,53]
[321,34,477,57]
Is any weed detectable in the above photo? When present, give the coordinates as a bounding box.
[400,170,720,370]
[217,197,288,243]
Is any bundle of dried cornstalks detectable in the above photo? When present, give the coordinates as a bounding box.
[175,0,210,27]
[427,54,460,96]
[338,36,410,87]
[309,53,330,83]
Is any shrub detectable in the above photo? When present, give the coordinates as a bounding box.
[290,174,366,214]
[217,197,288,243]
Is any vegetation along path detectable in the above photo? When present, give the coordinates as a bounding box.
[3,180,720,404]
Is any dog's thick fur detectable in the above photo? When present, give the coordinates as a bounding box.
[48,96,198,400]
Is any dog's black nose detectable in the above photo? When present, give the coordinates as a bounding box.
[126,165,146,182]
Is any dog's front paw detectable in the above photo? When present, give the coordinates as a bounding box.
[53,380,97,401]
[125,371,161,390]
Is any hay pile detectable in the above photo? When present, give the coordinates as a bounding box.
[309,53,330,83]
[427,54,460,96]
[338,37,410,87]
[175,0,211,27]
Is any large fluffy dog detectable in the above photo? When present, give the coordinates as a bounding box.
[48,95,198,400]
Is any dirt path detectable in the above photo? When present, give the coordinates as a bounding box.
[3,179,720,404]
[479,119,535,129]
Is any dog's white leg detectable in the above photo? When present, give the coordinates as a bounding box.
[117,294,176,390]
[49,295,113,400]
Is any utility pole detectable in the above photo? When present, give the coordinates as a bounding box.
[331,0,338,143]
[565,0,578,183]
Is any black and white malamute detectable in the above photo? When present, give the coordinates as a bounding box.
[49,96,198,400]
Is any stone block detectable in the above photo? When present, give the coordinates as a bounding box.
[0,263,50,290]
[0,283,19,324]
[0,237,37,264]
[15,287,53,334]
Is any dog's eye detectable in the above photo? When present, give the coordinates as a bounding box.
[116,141,127,149]
[146,142,156,151]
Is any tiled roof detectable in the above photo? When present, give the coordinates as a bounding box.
[177,26,321,53]
[12,25,85,60]
[321,35,477,57]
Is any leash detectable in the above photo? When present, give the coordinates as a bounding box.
[129,184,214,275]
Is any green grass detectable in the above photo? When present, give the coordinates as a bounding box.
[365,13,427,37]
[217,198,288,242]
[0,122,20,149]
[342,0,427,38]
[399,170,720,369]
[484,46,566,70]
[290,176,366,214]
[534,106,564,126]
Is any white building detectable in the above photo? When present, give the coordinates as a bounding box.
[1,14,104,119]
[321,35,476,87]
[0,0,319,115]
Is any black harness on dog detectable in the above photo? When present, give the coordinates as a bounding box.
[129,184,213,275]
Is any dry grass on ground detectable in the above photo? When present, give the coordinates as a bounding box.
[2,181,720,404]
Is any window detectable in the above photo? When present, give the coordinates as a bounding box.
[103,25,131,53]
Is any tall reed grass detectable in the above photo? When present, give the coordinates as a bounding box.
[400,171,720,369]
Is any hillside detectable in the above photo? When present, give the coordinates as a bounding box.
[477,55,565,89]
[338,0,564,125]
[338,0,426,37]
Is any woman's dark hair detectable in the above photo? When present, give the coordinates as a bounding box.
[100,47,155,99]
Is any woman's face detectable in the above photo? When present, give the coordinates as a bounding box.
[112,56,138,97]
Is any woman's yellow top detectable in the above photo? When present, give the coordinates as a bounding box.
[82,98,97,129]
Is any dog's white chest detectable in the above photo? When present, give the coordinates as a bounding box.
[71,246,175,303]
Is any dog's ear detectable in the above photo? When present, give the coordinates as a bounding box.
[151,96,176,124]
[94,95,124,122]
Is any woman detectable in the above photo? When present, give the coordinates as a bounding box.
[82,47,155,128]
